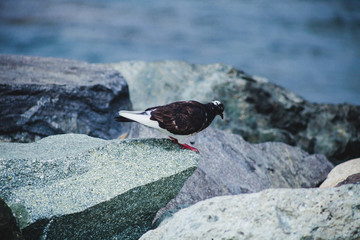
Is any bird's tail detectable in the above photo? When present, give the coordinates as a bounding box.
[114,110,147,122]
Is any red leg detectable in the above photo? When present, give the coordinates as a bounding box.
[169,136,179,143]
[179,143,200,153]
[169,137,199,153]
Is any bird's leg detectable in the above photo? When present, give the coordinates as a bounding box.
[169,136,179,143]
[169,137,199,153]
[180,143,200,153]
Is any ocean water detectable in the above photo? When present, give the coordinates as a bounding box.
[1,0,359,104]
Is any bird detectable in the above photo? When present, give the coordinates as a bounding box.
[115,100,224,153]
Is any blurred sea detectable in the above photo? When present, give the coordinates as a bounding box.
[0,0,359,104]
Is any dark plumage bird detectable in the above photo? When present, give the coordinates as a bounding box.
[115,100,225,152]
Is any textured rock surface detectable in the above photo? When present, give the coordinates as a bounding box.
[320,158,360,188]
[0,198,24,240]
[0,134,199,240]
[0,55,131,142]
[140,184,360,240]
[215,79,360,165]
[109,60,360,164]
[336,173,360,187]
[127,124,333,222]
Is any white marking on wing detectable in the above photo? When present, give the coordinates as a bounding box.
[119,110,161,129]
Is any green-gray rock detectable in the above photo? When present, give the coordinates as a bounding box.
[0,134,199,240]
[108,60,360,164]
[0,198,24,240]
[140,184,360,240]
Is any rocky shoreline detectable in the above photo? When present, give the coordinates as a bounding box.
[108,61,360,165]
[1,55,359,239]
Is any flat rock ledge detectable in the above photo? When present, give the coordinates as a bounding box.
[140,184,360,240]
[0,134,199,240]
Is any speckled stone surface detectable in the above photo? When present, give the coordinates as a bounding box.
[0,133,199,239]
[140,184,360,240]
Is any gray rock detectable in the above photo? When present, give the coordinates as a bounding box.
[126,124,333,223]
[215,79,360,165]
[109,61,360,164]
[336,173,360,187]
[107,61,237,110]
[320,158,360,188]
[0,198,24,240]
[0,55,131,142]
[140,184,360,240]
[0,134,199,240]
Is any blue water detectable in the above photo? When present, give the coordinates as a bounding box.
[1,0,359,104]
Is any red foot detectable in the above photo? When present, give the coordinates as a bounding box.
[169,137,179,143]
[179,143,200,153]
[169,137,199,153]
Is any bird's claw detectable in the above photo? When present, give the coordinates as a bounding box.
[169,137,199,153]
[180,143,200,153]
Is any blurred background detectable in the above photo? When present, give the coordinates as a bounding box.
[0,0,359,104]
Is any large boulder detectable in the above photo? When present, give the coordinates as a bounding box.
[0,55,131,143]
[127,124,333,222]
[140,184,360,240]
[109,61,360,164]
[0,134,199,240]
[320,158,360,188]
[215,79,360,165]
[0,198,24,240]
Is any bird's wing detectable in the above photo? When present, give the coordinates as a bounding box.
[148,101,207,135]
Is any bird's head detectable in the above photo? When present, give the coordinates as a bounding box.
[211,100,224,119]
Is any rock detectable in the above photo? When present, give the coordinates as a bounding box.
[109,61,360,164]
[215,80,360,165]
[127,124,333,223]
[0,198,24,240]
[0,134,199,240]
[140,184,360,240]
[0,55,131,143]
[320,158,360,188]
[107,61,244,110]
[336,173,360,187]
